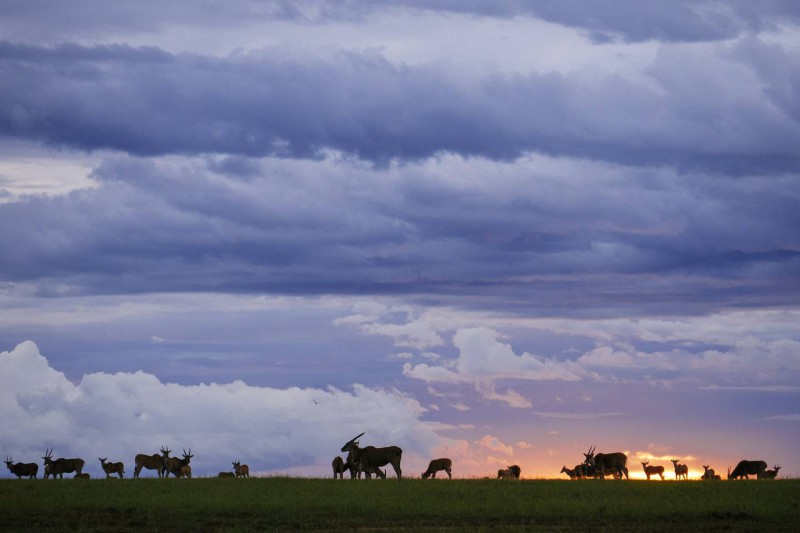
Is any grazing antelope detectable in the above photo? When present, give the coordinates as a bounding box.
[641,461,665,480]
[134,447,170,479]
[165,448,194,478]
[422,458,452,479]
[4,457,38,479]
[99,458,125,479]
[74,473,91,479]
[42,448,85,479]
[701,465,720,480]
[341,433,402,480]
[584,445,629,479]
[759,465,780,480]
[233,461,250,478]
[670,458,688,480]
[218,471,235,478]
[728,460,767,480]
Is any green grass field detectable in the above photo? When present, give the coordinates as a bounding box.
[0,477,797,531]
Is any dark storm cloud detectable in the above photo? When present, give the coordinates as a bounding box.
[1,152,798,314]
[1,41,799,174]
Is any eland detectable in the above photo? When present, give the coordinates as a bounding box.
[341,432,402,480]
[134,447,170,479]
[165,448,194,478]
[728,460,767,480]
[583,445,629,479]
[4,457,38,479]
[42,448,85,479]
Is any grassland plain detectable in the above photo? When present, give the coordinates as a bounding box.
[0,477,798,532]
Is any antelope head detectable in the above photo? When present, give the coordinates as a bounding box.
[641,461,650,467]
[42,447,54,463]
[4,456,12,468]
[583,445,596,465]
[182,448,194,463]
[773,465,781,472]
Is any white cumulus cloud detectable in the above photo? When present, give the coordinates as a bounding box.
[0,341,440,477]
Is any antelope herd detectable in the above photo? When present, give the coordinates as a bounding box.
[2,441,784,481]
[558,446,781,481]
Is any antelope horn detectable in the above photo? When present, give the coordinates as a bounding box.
[348,432,365,444]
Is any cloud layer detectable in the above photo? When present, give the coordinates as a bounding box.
[0,0,798,478]
[0,341,439,476]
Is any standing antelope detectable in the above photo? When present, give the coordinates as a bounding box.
[341,433,402,480]
[670,458,688,480]
[42,448,85,479]
[332,456,349,479]
[759,465,780,479]
[560,465,579,479]
[233,461,250,478]
[134,447,170,479]
[583,445,629,479]
[641,461,665,480]
[99,458,125,479]
[421,458,452,479]
[165,448,194,478]
[4,457,38,479]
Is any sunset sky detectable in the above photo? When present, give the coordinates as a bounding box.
[1,1,798,479]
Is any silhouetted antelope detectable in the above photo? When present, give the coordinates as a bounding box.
[341,433,402,480]
[759,465,780,479]
[670,458,688,480]
[728,460,767,480]
[99,458,125,479]
[134,447,170,479]
[560,465,579,479]
[42,448,85,479]
[332,456,348,479]
[701,465,720,480]
[165,448,194,478]
[641,461,665,480]
[497,465,521,479]
[583,445,629,479]
[233,461,249,478]
[422,458,452,479]
[4,457,38,479]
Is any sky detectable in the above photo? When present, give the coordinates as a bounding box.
[1,0,798,480]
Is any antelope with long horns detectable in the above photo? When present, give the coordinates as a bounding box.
[341,432,402,480]
[583,445,629,479]
[42,448,84,479]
